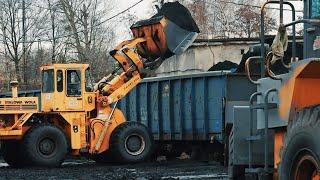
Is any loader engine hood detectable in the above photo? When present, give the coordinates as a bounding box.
[130,2,199,61]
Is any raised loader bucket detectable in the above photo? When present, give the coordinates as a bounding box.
[131,2,199,61]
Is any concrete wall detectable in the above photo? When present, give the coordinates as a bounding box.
[155,40,259,76]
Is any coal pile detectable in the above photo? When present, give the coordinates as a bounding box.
[152,2,200,33]
[236,37,303,75]
[208,61,238,71]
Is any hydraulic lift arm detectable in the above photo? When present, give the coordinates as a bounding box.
[94,38,147,105]
[91,2,199,153]
[94,1,200,105]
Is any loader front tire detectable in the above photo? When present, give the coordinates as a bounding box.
[23,124,68,167]
[109,122,154,163]
[2,141,25,167]
[279,106,320,180]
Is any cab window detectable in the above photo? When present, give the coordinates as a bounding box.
[312,0,320,18]
[57,70,63,92]
[67,70,81,96]
[42,69,54,93]
[85,68,94,92]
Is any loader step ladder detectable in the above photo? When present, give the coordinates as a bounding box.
[245,89,278,178]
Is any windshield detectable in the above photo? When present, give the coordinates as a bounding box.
[42,69,54,93]
[312,0,320,18]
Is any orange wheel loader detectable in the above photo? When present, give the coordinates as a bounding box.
[0,2,199,167]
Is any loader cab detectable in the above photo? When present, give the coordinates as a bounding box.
[41,64,95,112]
[304,0,320,58]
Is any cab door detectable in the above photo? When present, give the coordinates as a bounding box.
[41,69,55,112]
[54,69,66,111]
[65,69,84,111]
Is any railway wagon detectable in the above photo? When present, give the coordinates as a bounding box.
[0,71,256,160]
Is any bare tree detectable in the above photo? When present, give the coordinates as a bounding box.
[232,2,277,38]
[175,0,234,39]
[0,0,46,82]
[59,0,114,63]
[210,1,235,38]
[47,0,58,63]
[185,0,277,39]
[185,0,209,39]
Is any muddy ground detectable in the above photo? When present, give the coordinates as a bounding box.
[0,158,228,180]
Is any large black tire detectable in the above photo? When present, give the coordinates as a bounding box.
[279,106,320,180]
[108,122,154,163]
[22,124,68,167]
[2,141,26,167]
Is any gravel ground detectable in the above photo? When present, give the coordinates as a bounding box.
[0,158,228,180]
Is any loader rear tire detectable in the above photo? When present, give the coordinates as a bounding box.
[109,122,154,163]
[2,141,25,167]
[279,106,320,180]
[22,124,68,167]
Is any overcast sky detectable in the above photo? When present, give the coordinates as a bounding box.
[117,0,153,19]
[109,0,154,42]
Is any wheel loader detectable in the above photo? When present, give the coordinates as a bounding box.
[229,0,320,179]
[0,2,199,167]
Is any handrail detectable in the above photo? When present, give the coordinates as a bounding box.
[261,1,296,71]
[265,52,283,80]
[248,92,263,169]
[245,56,262,84]
[284,19,320,28]
[263,88,278,172]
